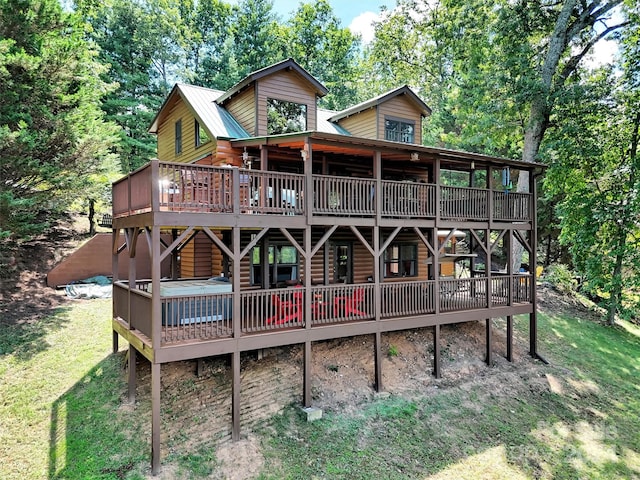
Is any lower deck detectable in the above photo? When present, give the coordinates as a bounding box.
[113,276,533,363]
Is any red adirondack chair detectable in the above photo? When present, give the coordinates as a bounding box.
[266,291,303,325]
[333,287,367,317]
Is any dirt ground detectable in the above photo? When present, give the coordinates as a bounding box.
[0,222,600,480]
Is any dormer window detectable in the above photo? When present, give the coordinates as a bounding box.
[267,98,307,135]
[195,119,210,147]
[385,117,415,143]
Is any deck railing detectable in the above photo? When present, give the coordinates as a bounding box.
[381,180,436,218]
[313,175,376,216]
[114,276,533,345]
[440,186,489,220]
[112,161,532,222]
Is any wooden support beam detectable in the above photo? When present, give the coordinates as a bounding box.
[485,318,493,366]
[280,227,306,259]
[202,226,234,259]
[128,345,136,403]
[303,341,312,407]
[159,226,195,263]
[380,226,402,256]
[196,358,204,377]
[489,230,507,254]
[433,324,441,378]
[414,227,436,257]
[232,350,241,441]
[350,225,374,257]
[239,227,269,260]
[506,315,513,362]
[151,362,161,475]
[112,331,119,354]
[311,224,338,258]
[374,331,382,392]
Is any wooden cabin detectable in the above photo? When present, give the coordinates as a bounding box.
[110,58,543,473]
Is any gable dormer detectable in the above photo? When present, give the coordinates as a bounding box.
[216,58,328,137]
[329,86,431,145]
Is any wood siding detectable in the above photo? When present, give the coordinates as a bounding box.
[378,95,423,143]
[157,96,217,164]
[180,232,213,278]
[225,86,256,136]
[214,140,243,167]
[256,70,318,136]
[336,108,378,139]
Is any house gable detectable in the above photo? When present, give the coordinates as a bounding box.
[217,58,327,137]
[330,86,431,144]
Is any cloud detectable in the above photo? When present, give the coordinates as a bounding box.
[348,11,381,44]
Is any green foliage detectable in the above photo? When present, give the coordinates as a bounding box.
[0,0,120,251]
[544,264,577,294]
[387,344,399,357]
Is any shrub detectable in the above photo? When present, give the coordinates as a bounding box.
[545,264,577,294]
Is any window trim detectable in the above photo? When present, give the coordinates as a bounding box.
[194,119,210,148]
[174,119,182,155]
[384,116,415,144]
[383,242,418,278]
[266,97,308,135]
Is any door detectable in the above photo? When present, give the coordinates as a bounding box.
[334,243,352,284]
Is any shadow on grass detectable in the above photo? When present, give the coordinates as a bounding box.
[0,305,72,360]
[48,351,148,480]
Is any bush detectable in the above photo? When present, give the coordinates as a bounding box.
[545,264,577,294]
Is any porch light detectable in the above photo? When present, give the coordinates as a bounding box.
[300,147,308,161]
[410,152,420,162]
[242,149,252,169]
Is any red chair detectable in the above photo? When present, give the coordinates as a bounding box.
[266,291,303,325]
[333,287,367,317]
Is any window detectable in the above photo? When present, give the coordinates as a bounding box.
[383,244,418,278]
[251,245,299,286]
[385,118,415,143]
[195,119,210,147]
[175,120,182,155]
[267,98,307,134]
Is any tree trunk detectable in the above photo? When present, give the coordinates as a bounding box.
[88,198,96,236]
[607,240,624,326]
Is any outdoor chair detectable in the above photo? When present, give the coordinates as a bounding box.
[333,287,367,317]
[266,291,303,325]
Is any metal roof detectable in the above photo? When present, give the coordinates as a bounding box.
[317,108,351,135]
[148,83,250,140]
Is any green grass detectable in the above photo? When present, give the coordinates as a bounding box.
[1,298,639,479]
[0,299,149,479]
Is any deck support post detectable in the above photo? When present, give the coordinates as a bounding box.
[506,315,513,362]
[112,228,119,353]
[232,350,241,441]
[151,362,161,475]
[112,331,119,354]
[128,345,136,403]
[374,331,382,392]
[433,324,441,378]
[485,318,493,366]
[529,171,539,359]
[303,341,312,407]
[196,358,204,377]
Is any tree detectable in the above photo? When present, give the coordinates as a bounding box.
[282,0,362,110]
[0,0,120,254]
[545,61,640,324]
[76,0,163,172]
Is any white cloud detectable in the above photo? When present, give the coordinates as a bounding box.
[348,11,381,44]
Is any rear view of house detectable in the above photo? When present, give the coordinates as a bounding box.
[110,58,543,473]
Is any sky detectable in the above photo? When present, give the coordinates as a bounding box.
[266,0,393,44]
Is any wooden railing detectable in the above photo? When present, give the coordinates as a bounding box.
[112,160,532,222]
[381,280,435,317]
[313,175,375,216]
[440,186,489,220]
[381,180,436,218]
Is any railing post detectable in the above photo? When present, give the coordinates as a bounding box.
[232,167,240,215]
[150,159,160,212]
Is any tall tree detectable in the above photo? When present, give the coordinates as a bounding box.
[0,0,119,252]
[283,0,362,110]
[76,0,163,172]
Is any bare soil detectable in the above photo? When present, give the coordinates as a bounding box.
[0,221,601,480]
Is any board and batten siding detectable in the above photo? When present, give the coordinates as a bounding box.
[225,86,256,136]
[378,95,423,143]
[157,96,216,164]
[336,108,377,140]
[256,70,318,136]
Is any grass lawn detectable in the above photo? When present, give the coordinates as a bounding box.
[1,297,639,479]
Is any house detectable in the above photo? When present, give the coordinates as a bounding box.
[111,58,544,473]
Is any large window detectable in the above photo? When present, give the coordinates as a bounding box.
[385,117,415,143]
[384,243,418,278]
[175,119,182,155]
[267,98,307,134]
[251,245,299,286]
[195,119,210,147]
